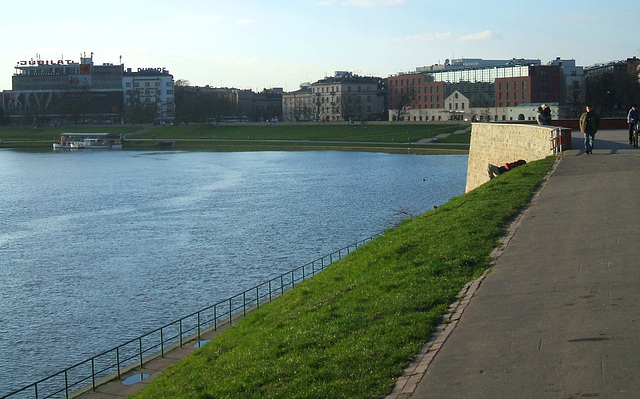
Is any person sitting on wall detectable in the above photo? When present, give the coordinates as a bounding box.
[487,159,527,179]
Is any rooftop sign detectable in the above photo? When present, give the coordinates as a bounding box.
[17,59,76,66]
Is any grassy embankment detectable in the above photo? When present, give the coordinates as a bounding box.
[131,156,557,399]
[0,123,470,153]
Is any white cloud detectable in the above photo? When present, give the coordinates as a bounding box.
[556,13,599,22]
[401,30,497,43]
[318,0,407,7]
[344,0,408,6]
[402,32,454,42]
[458,30,498,42]
[237,19,256,26]
[175,14,224,24]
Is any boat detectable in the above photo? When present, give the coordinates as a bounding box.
[53,133,122,150]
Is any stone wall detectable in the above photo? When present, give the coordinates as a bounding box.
[465,123,567,192]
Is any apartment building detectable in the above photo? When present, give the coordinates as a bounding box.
[387,72,445,121]
[282,84,314,122]
[123,67,175,123]
[3,54,175,125]
[300,71,385,122]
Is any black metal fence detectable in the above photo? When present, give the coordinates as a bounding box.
[1,232,382,399]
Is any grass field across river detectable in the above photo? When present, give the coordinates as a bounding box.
[0,122,470,153]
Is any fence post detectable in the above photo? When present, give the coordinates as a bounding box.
[243,292,247,316]
[179,320,183,347]
[214,305,217,331]
[91,358,96,391]
[64,370,69,399]
[116,347,121,380]
[256,286,260,309]
[197,312,201,341]
[139,338,143,368]
[161,328,164,357]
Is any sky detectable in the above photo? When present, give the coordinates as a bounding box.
[1,0,638,92]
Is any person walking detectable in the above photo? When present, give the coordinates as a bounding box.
[627,104,640,145]
[579,105,600,154]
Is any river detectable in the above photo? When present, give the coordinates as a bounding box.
[0,149,467,395]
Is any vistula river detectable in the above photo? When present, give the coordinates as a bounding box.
[0,149,467,396]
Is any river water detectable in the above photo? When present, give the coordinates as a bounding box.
[0,149,467,395]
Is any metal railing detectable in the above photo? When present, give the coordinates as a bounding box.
[1,232,383,399]
[550,127,565,155]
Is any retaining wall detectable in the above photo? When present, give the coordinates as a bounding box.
[465,123,568,192]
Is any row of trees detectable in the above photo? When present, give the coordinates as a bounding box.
[173,81,284,124]
[584,71,640,118]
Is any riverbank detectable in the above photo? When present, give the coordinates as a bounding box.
[125,156,555,399]
[0,123,470,153]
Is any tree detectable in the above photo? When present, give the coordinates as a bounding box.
[174,84,236,123]
[391,87,415,121]
[0,107,9,126]
[339,94,363,122]
[585,69,640,117]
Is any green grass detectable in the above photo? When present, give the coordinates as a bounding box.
[131,156,556,399]
[130,123,465,143]
[1,123,470,153]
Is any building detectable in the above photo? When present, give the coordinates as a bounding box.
[123,67,175,123]
[387,72,445,121]
[282,84,314,122]
[303,71,386,122]
[252,88,284,122]
[2,53,174,125]
[389,57,582,122]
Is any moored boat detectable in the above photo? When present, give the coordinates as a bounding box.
[53,133,122,150]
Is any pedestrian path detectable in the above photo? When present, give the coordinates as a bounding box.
[390,129,640,398]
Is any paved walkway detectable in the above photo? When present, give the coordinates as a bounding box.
[389,129,640,398]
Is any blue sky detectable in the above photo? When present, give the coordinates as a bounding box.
[1,0,637,92]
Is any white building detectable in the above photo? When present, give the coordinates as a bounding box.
[122,67,175,122]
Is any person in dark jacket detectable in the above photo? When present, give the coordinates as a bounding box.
[536,106,545,125]
[579,105,600,154]
[627,104,640,145]
[541,104,552,125]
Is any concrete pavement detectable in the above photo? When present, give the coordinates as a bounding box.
[390,129,640,398]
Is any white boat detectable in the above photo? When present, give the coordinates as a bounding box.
[53,133,122,150]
